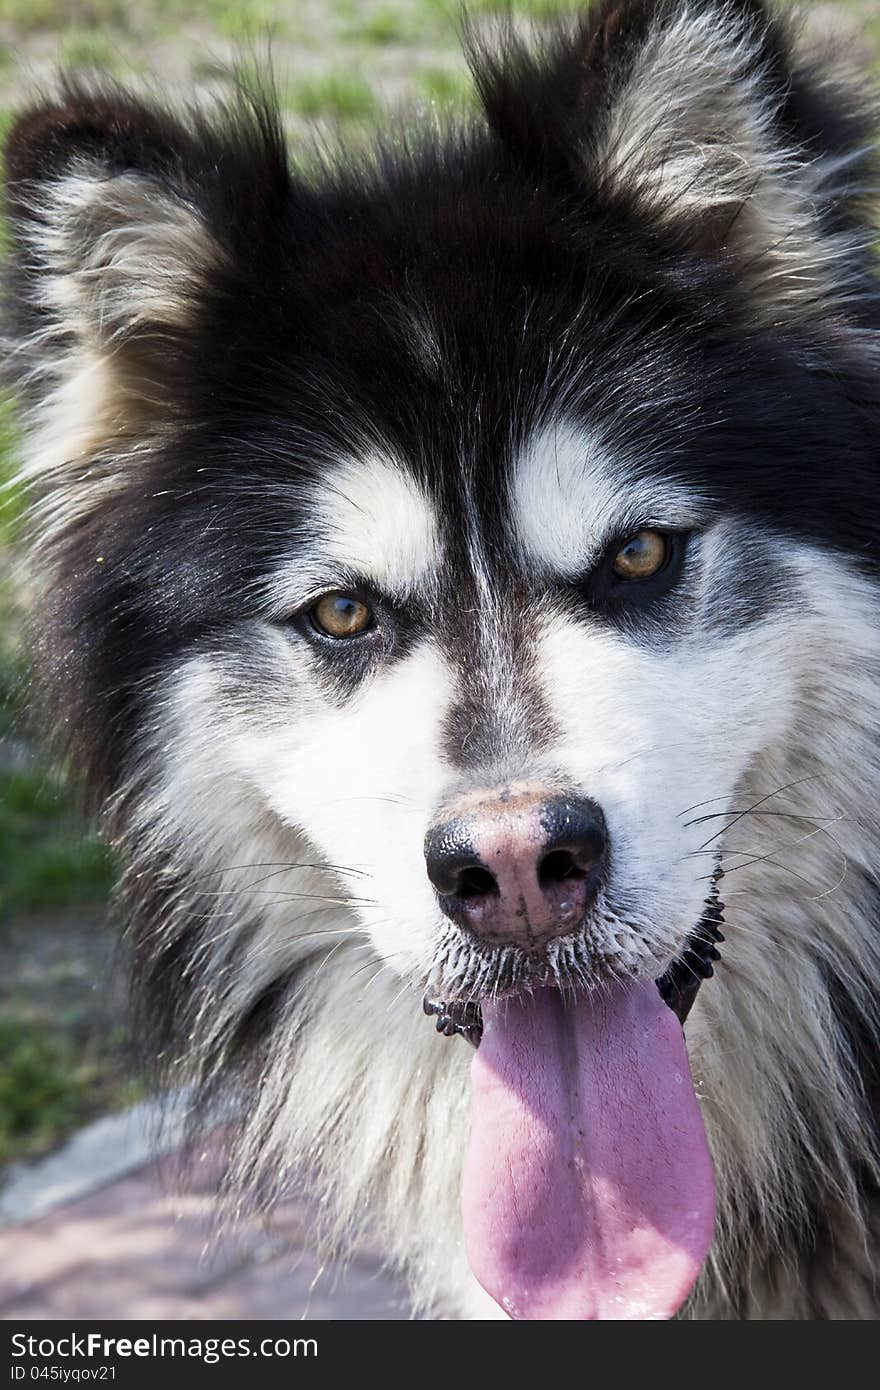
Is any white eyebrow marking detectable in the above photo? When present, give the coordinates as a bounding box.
[512,421,707,575]
[264,450,442,615]
[318,452,441,595]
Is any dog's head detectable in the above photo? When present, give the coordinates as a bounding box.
[5,0,880,1319]
[6,0,876,999]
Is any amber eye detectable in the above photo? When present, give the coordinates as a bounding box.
[310,592,374,638]
[611,529,670,581]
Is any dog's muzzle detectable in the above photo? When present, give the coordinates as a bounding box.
[423,864,725,1045]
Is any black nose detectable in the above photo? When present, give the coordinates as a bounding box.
[424,788,608,947]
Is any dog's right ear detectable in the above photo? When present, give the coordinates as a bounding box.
[5,85,290,354]
[3,85,290,500]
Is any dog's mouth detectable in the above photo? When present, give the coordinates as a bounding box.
[423,871,724,1320]
[424,868,725,1042]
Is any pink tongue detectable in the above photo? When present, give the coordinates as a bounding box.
[462,981,715,1320]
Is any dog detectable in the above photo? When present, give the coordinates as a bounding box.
[3,0,880,1319]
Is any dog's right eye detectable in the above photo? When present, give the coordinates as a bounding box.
[309,592,374,639]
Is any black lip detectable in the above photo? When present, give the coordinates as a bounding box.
[423,866,725,1044]
[655,868,725,1025]
[422,995,483,1043]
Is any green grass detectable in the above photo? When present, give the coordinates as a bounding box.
[0,398,22,548]
[342,7,417,46]
[0,1016,142,1164]
[471,0,577,14]
[60,32,142,76]
[0,768,115,918]
[0,0,132,34]
[288,72,379,124]
[0,392,111,919]
[0,1020,93,1164]
[418,63,476,109]
[0,0,692,136]
[0,362,121,1167]
[421,0,575,20]
[201,0,291,42]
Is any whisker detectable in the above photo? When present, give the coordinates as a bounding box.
[687,818,846,863]
[195,914,358,952]
[195,888,379,908]
[307,794,424,811]
[677,775,822,823]
[592,735,727,782]
[184,861,369,884]
[712,855,826,892]
[683,809,843,830]
[806,855,850,901]
[243,864,368,893]
[694,777,829,851]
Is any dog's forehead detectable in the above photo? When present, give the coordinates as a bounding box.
[305,421,707,596]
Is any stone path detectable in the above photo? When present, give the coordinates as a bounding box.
[0,1104,411,1321]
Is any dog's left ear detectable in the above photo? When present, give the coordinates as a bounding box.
[471,0,878,318]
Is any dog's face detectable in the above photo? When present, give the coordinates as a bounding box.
[169,417,805,1005]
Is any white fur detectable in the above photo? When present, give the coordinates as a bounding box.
[264,453,442,615]
[512,420,709,574]
[593,3,873,316]
[11,165,222,549]
[33,165,220,341]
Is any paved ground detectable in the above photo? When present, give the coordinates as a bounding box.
[0,1109,412,1321]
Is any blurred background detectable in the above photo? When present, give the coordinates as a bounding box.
[0,0,875,1319]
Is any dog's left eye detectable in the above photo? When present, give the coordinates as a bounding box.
[611,529,670,581]
[309,592,374,638]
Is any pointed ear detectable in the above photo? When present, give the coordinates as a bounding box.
[470,0,879,317]
[3,83,290,514]
[5,84,290,349]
